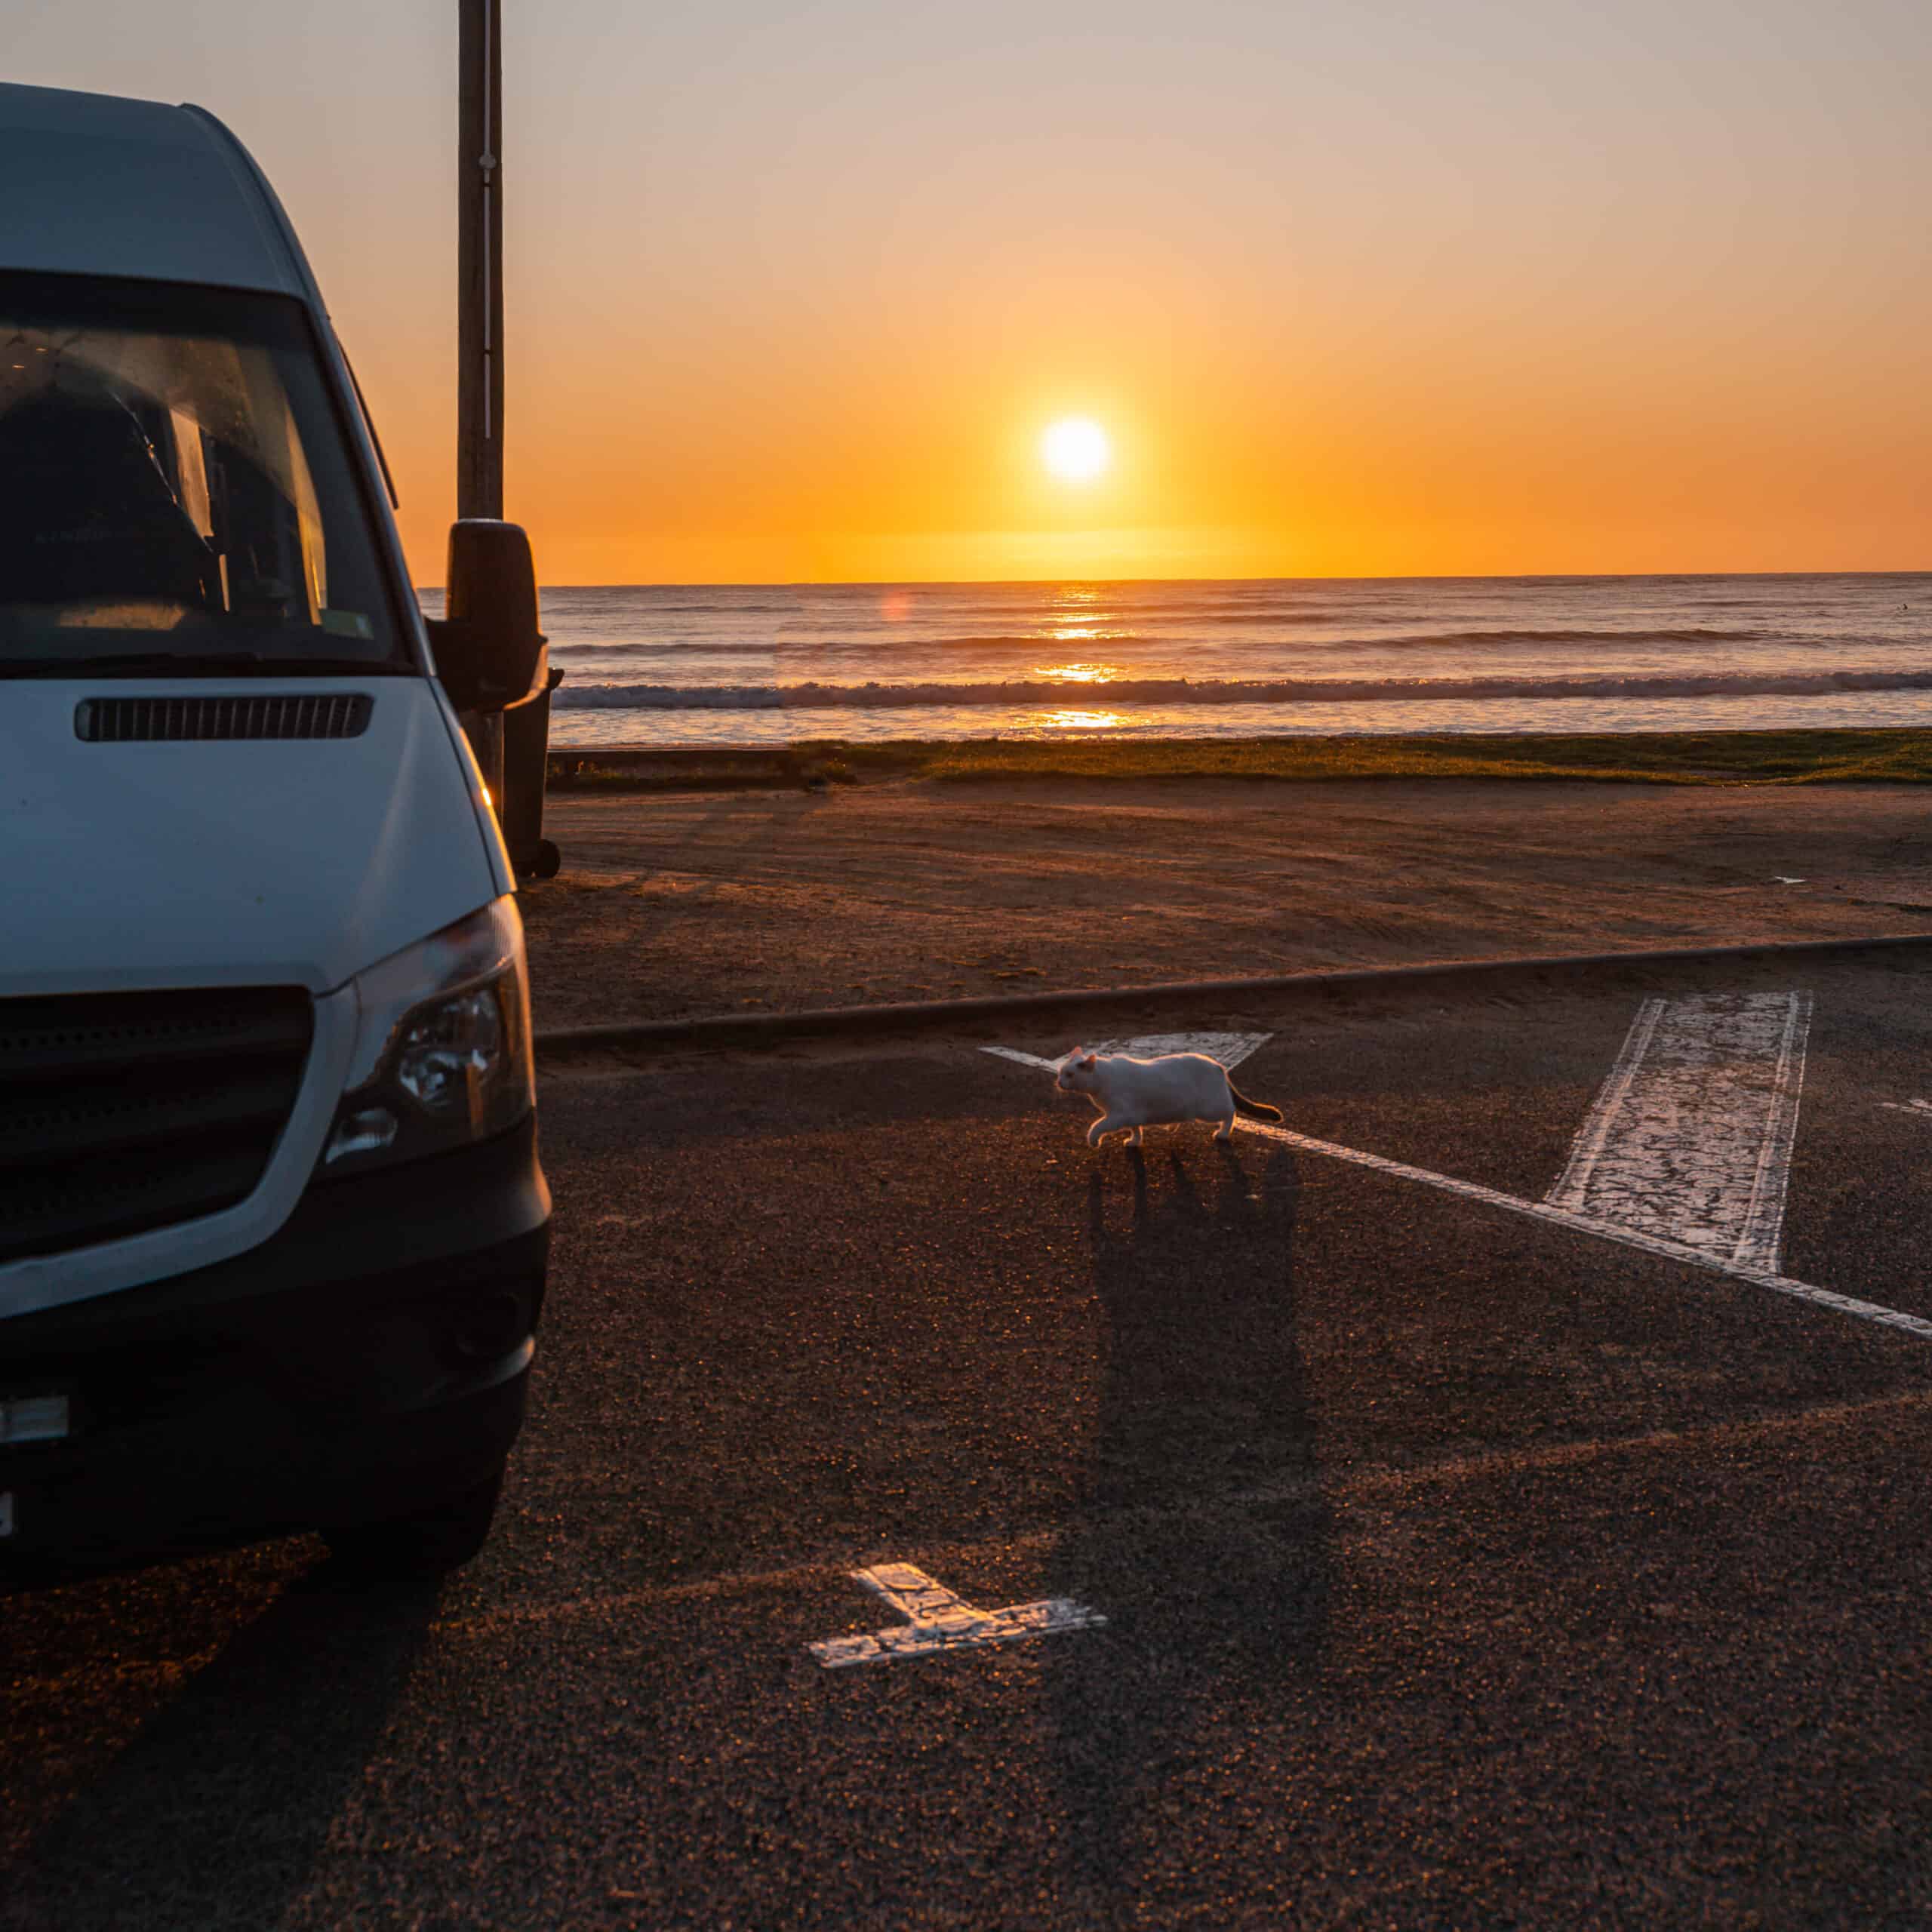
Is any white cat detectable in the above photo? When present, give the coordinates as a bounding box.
[1056,1048,1283,1147]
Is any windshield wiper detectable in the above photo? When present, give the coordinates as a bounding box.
[4,651,402,678]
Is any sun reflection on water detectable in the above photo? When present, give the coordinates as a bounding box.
[1033,660,1122,683]
[1028,708,1128,731]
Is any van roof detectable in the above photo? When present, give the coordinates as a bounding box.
[0,82,307,300]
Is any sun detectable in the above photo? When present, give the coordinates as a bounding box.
[1041,416,1111,483]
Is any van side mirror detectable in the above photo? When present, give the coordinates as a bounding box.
[426,519,546,712]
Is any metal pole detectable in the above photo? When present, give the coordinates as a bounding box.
[457,0,505,802]
[457,0,504,520]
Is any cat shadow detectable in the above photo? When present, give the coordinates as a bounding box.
[1046,1134,1332,1915]
[5,1557,439,1930]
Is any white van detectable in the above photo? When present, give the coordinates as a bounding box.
[0,84,552,1578]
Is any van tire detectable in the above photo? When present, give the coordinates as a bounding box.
[321,1466,506,1579]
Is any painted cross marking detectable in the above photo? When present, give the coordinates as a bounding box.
[808,1563,1106,1669]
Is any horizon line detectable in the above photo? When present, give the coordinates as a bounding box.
[414,565,1932,593]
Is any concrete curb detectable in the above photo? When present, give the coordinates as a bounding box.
[534,930,1932,1058]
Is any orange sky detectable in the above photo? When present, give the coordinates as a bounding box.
[17,0,1932,583]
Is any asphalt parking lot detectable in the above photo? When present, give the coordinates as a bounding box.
[8,949,1932,1929]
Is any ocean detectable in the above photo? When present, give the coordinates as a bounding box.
[435,574,1932,747]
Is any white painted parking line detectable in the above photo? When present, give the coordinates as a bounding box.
[1881,1100,1932,1119]
[808,1562,1106,1669]
[983,1031,1271,1074]
[983,1045,1061,1071]
[1546,992,1813,1272]
[982,999,1932,1343]
[1237,1117,1932,1343]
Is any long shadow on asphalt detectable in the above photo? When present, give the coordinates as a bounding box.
[3,1566,438,1932]
[1046,1138,1331,1913]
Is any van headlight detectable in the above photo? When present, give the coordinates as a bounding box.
[316,897,535,1177]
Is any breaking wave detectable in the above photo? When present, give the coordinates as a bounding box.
[552,666,1932,712]
[547,623,1774,663]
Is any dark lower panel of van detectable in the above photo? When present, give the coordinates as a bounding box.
[0,1116,550,1580]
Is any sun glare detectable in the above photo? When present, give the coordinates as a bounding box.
[1032,709,1126,731]
[1041,417,1110,483]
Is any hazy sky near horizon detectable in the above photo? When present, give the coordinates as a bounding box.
[12,0,1932,583]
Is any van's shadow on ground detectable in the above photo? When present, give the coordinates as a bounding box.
[1046,1136,1332,1915]
[5,1561,438,1932]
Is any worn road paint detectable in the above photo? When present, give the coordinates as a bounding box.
[1238,1116,1932,1344]
[1546,992,1813,1271]
[1881,1100,1932,1118]
[982,1031,1272,1075]
[983,1003,1930,1343]
[808,1563,1106,1669]
[1091,1030,1272,1068]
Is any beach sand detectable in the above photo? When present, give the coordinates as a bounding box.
[518,775,1932,1032]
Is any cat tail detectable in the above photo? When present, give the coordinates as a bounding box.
[1229,1083,1283,1122]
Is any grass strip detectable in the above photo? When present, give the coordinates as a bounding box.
[548,729,1932,791]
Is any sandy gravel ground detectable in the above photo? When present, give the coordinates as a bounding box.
[520,777,1932,1031]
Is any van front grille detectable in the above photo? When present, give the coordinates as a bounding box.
[75,694,373,743]
[0,987,312,1266]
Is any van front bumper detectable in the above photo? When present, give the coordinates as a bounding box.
[0,1115,549,1581]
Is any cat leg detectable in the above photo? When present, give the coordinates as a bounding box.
[1214,1110,1235,1143]
[1128,1125,1143,1146]
[1088,1114,1118,1147]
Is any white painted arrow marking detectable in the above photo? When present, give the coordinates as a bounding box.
[983,1030,1271,1075]
[1546,992,1811,1271]
[808,1563,1106,1669]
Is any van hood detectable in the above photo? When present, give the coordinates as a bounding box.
[3,677,503,998]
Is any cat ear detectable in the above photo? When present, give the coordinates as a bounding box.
[1081,1053,1097,1068]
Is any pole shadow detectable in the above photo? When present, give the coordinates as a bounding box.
[1045,1133,1333,1918]
[4,1559,440,1932]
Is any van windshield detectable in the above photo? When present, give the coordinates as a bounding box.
[0,272,405,676]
